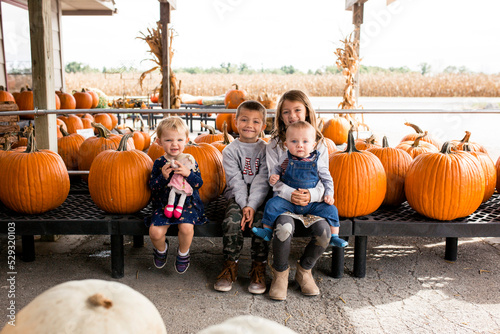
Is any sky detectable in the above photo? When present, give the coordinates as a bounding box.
[3,0,500,74]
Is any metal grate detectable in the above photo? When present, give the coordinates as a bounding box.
[356,194,500,223]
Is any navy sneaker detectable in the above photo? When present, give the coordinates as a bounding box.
[153,240,169,269]
[175,251,190,274]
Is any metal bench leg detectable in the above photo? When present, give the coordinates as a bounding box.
[445,237,458,262]
[133,235,144,248]
[353,236,367,278]
[330,246,344,278]
[111,235,124,279]
[21,235,35,262]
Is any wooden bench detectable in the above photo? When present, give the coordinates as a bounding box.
[0,180,352,279]
[351,195,500,278]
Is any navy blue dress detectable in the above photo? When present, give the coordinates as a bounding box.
[149,156,208,226]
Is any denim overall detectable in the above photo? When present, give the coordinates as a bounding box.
[262,151,340,228]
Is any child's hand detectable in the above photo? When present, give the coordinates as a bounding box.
[269,174,280,186]
[324,195,334,205]
[240,206,255,231]
[161,163,173,179]
[291,189,311,206]
[171,160,191,178]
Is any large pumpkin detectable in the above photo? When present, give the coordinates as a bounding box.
[184,142,225,204]
[224,84,247,109]
[216,113,234,133]
[0,86,15,102]
[322,116,350,145]
[405,142,485,220]
[368,136,413,207]
[0,279,166,334]
[58,126,85,170]
[462,146,496,203]
[0,125,69,214]
[89,134,153,213]
[329,128,387,217]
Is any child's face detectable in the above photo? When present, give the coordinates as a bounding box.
[281,99,307,127]
[285,126,316,158]
[235,108,266,143]
[156,129,187,159]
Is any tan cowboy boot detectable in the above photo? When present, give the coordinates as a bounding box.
[269,267,289,301]
[295,262,320,296]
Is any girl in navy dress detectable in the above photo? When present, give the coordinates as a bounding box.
[149,116,207,274]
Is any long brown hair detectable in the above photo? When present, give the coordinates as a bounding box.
[271,89,323,149]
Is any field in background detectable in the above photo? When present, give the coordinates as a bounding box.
[60,72,500,99]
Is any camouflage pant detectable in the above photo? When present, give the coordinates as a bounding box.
[222,198,269,262]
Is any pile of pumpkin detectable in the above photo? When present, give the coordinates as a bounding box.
[321,119,497,221]
[0,86,109,119]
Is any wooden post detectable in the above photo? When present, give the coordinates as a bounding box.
[28,0,57,152]
[160,2,170,110]
[352,2,363,105]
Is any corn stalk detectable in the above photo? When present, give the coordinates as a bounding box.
[137,23,180,108]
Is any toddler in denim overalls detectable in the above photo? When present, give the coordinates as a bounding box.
[252,121,347,248]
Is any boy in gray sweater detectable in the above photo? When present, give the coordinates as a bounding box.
[214,100,270,294]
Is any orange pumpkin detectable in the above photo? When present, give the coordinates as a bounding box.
[329,128,386,218]
[56,118,68,138]
[367,136,413,207]
[216,113,233,133]
[108,113,119,129]
[85,89,99,108]
[451,131,487,154]
[405,142,485,220]
[224,84,247,109]
[0,125,70,214]
[400,122,440,149]
[322,137,338,155]
[57,91,76,110]
[73,89,93,109]
[355,134,380,151]
[11,137,28,149]
[93,113,113,131]
[139,119,151,150]
[395,132,439,159]
[322,116,350,145]
[16,88,34,118]
[127,127,145,151]
[64,114,84,134]
[58,125,85,170]
[147,141,165,162]
[462,146,496,203]
[195,123,233,144]
[88,134,153,214]
[183,142,225,204]
[211,122,234,153]
[0,86,15,102]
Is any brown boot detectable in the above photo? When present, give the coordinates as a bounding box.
[295,262,320,296]
[214,260,238,292]
[269,267,289,301]
[248,261,267,294]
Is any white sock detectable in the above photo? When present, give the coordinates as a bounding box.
[157,243,168,254]
[178,249,189,257]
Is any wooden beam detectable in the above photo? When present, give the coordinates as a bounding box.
[346,0,368,11]
[160,2,170,109]
[0,4,9,90]
[158,0,177,10]
[353,2,364,104]
[28,0,57,152]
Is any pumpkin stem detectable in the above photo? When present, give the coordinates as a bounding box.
[114,127,124,135]
[459,131,472,143]
[344,125,361,154]
[92,123,110,138]
[127,126,136,133]
[440,141,456,154]
[87,294,113,309]
[117,133,133,152]
[404,122,424,134]
[382,136,389,148]
[200,122,217,134]
[24,124,38,153]
[232,84,239,90]
[222,121,231,144]
[60,124,70,137]
[411,131,427,148]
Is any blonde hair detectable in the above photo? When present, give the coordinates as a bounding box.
[156,116,190,139]
[272,90,323,149]
[236,100,267,121]
[286,120,316,139]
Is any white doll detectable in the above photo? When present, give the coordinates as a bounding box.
[164,153,196,219]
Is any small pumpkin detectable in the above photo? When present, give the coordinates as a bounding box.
[355,134,380,151]
[395,132,439,159]
[451,131,487,154]
[58,125,85,170]
[195,122,233,144]
[224,84,247,109]
[84,88,99,108]
[73,89,93,109]
[0,125,70,214]
[328,127,387,217]
[56,90,76,109]
[0,86,15,103]
[322,116,350,145]
[127,127,145,151]
[400,122,440,149]
[147,141,165,162]
[368,136,413,207]
[64,114,84,134]
[216,113,233,133]
[405,142,485,220]
[211,121,234,153]
[93,113,113,131]
[89,134,153,214]
[138,119,151,150]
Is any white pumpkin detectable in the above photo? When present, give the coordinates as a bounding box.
[197,315,297,334]
[0,279,166,334]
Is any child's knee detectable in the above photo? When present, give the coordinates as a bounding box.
[274,223,293,242]
[178,223,194,235]
[149,226,165,240]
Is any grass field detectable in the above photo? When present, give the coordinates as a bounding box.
[58,72,500,99]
